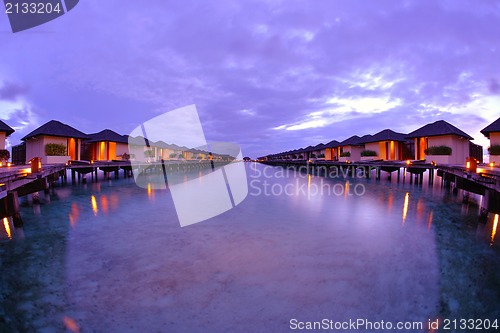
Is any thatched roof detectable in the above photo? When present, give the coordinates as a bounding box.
[325,139,340,148]
[360,129,407,143]
[312,143,326,150]
[481,117,500,139]
[22,120,89,140]
[339,135,363,146]
[87,129,128,143]
[406,120,473,140]
[0,120,14,136]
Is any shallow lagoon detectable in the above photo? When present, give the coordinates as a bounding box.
[1,163,499,332]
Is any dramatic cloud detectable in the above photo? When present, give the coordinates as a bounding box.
[1,0,499,157]
[0,81,29,101]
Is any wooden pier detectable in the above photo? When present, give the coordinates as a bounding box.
[0,159,230,225]
[261,160,500,215]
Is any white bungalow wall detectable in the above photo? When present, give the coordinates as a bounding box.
[25,135,80,164]
[414,135,470,165]
[364,141,402,160]
[489,132,500,164]
[340,145,363,162]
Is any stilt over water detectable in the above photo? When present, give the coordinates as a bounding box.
[261,160,500,217]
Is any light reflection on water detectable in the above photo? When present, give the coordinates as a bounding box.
[402,192,409,224]
[491,214,499,246]
[69,202,79,229]
[2,217,12,240]
[91,195,98,216]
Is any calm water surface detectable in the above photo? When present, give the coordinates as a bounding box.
[0,163,499,332]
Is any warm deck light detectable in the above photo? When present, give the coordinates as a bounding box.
[0,162,2,167]
[7,162,11,167]
[490,162,495,168]
[406,160,411,165]
[466,157,477,173]
[3,217,12,240]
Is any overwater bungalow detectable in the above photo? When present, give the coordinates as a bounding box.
[309,143,326,160]
[285,149,298,160]
[359,129,409,161]
[338,135,370,162]
[0,120,15,150]
[324,140,340,161]
[188,148,208,160]
[127,135,151,161]
[152,140,170,160]
[22,120,89,164]
[286,148,302,160]
[298,146,314,160]
[481,117,500,165]
[82,129,129,161]
[406,120,473,165]
[164,144,185,160]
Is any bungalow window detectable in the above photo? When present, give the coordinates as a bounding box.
[68,138,77,160]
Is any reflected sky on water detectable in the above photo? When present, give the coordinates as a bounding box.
[0,163,499,332]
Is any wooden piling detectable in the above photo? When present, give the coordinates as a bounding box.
[32,191,40,204]
[7,191,23,228]
[463,191,470,203]
[479,190,490,218]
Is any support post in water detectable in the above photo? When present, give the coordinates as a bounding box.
[479,190,490,219]
[209,152,215,171]
[32,191,40,205]
[7,191,23,228]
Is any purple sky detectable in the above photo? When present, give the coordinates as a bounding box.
[1,0,499,158]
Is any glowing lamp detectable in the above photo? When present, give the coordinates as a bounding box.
[406,160,411,165]
[7,162,11,167]
[490,162,495,168]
